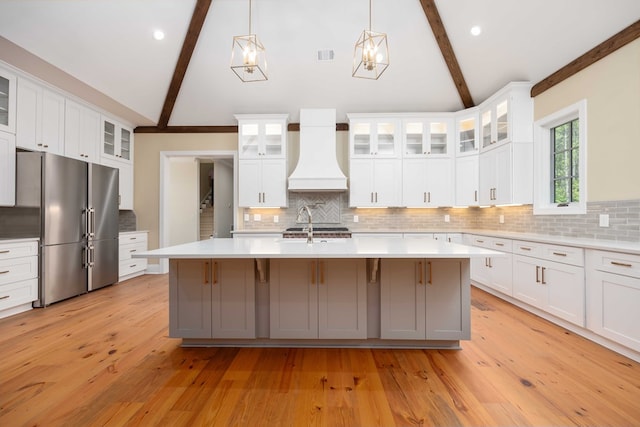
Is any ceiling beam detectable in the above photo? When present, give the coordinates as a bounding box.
[531,19,640,97]
[134,124,350,134]
[157,0,212,129]
[418,0,474,108]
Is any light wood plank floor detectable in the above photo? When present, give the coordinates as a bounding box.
[1,274,639,426]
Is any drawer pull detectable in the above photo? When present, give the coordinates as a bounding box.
[495,243,504,247]
[520,247,532,251]
[611,261,632,268]
[0,250,10,254]
[130,249,136,253]
[541,267,547,284]
[535,266,540,283]
[130,237,137,240]
[552,252,567,257]
[0,295,9,300]
[0,270,9,274]
[476,240,484,244]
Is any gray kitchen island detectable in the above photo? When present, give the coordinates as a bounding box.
[136,237,500,348]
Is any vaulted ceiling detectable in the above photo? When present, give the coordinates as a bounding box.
[0,0,639,129]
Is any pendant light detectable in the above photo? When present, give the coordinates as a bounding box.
[230,0,267,82]
[352,0,389,79]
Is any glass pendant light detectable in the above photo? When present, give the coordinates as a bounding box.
[352,0,389,79]
[231,0,268,82]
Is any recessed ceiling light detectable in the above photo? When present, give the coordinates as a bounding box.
[153,30,165,41]
[470,26,482,36]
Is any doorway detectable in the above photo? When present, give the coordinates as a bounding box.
[198,158,234,240]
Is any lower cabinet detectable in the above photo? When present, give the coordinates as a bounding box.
[269,258,367,339]
[380,258,470,340]
[169,258,256,339]
[466,235,513,295]
[118,231,148,281]
[0,239,39,319]
[586,250,640,352]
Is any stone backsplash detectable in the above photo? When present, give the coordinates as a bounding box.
[119,210,137,232]
[242,196,640,242]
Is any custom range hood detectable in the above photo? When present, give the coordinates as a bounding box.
[288,109,347,192]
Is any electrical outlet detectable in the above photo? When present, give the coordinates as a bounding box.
[253,214,261,222]
[244,213,250,222]
[444,214,450,223]
[353,215,359,223]
[499,215,505,224]
[273,215,279,223]
[599,214,609,227]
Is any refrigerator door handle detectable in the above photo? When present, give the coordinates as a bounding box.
[88,244,95,267]
[89,208,96,238]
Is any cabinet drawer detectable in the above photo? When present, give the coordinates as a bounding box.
[119,241,147,261]
[120,258,147,277]
[468,235,512,252]
[0,241,38,260]
[513,240,544,258]
[587,250,640,279]
[541,243,583,267]
[0,278,38,311]
[119,232,147,245]
[0,256,38,286]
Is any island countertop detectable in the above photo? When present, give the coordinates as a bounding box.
[134,236,503,259]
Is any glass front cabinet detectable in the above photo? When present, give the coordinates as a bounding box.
[455,108,479,156]
[101,116,133,163]
[402,116,454,158]
[479,82,533,151]
[236,114,288,159]
[348,116,401,159]
[0,66,17,134]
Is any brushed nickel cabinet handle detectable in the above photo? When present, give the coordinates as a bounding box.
[611,261,632,267]
[0,295,9,300]
[535,266,540,283]
[520,247,532,251]
[541,267,547,284]
[552,252,567,257]
[0,270,9,274]
[0,250,10,254]
[495,243,504,247]
[474,190,478,202]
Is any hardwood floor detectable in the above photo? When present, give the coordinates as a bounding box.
[1,274,639,426]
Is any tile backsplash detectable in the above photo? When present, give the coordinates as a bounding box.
[243,196,640,242]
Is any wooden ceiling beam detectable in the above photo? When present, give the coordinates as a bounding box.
[531,19,640,97]
[419,0,474,108]
[157,0,212,129]
[134,124,350,134]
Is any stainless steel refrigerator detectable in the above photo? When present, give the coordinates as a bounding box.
[15,152,119,307]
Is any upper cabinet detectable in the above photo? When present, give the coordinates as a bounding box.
[236,114,288,159]
[65,100,100,163]
[0,66,17,134]
[402,116,454,158]
[348,115,401,159]
[101,115,133,163]
[479,82,533,152]
[455,108,479,156]
[16,78,65,155]
[0,131,16,206]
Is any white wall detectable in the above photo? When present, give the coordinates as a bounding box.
[168,157,198,245]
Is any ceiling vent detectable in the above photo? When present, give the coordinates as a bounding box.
[317,49,335,61]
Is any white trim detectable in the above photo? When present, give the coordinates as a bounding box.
[533,99,587,215]
[159,150,238,274]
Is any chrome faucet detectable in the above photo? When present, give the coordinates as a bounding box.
[297,205,314,243]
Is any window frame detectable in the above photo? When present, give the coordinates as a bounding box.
[533,100,587,215]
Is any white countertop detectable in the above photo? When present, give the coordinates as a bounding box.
[135,237,503,259]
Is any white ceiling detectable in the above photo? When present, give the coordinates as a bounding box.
[0,0,639,127]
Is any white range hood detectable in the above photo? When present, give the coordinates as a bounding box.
[288,109,347,192]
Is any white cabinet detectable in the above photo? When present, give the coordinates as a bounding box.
[118,232,148,281]
[402,117,454,157]
[348,116,401,158]
[0,239,38,319]
[64,99,100,162]
[101,157,133,210]
[349,158,402,207]
[466,235,513,295]
[269,258,367,339]
[235,114,287,159]
[455,155,479,206]
[169,258,256,339]
[479,142,532,205]
[512,241,585,326]
[586,250,640,352]
[455,108,479,156]
[16,78,65,154]
[0,66,17,134]
[0,131,16,206]
[403,157,453,207]
[479,82,533,151]
[101,116,133,163]
[238,158,287,207]
[380,258,470,340]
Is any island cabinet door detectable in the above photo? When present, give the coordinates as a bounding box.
[318,259,368,339]
[424,259,470,340]
[169,259,213,339]
[269,259,318,339]
[380,259,426,340]
[211,259,256,339]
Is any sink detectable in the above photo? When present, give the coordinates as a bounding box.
[275,238,348,244]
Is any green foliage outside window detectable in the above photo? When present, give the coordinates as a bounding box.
[551,119,579,204]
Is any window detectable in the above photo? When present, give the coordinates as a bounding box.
[533,100,587,215]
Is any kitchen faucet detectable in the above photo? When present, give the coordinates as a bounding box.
[296,205,314,243]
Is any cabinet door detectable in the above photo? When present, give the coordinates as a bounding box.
[493,144,512,205]
[455,155,479,206]
[0,68,17,134]
[456,113,477,155]
[270,259,318,339]
[489,252,513,296]
[543,260,584,326]
[318,259,367,339]
[349,159,375,207]
[238,159,262,207]
[512,255,546,309]
[40,89,65,155]
[169,259,213,339]
[101,158,131,210]
[425,259,469,340]
[380,258,426,340]
[65,100,99,162]
[425,158,453,207]
[16,78,39,150]
[0,131,16,206]
[479,149,496,205]
[402,158,427,207]
[373,159,402,207]
[470,256,490,286]
[260,159,287,207]
[211,259,256,338]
